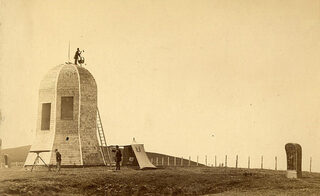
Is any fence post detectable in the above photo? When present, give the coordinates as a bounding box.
[205,155,207,166]
[310,157,312,173]
[248,156,250,169]
[275,156,277,170]
[181,157,183,166]
[236,155,238,168]
[162,157,164,166]
[261,156,263,169]
[188,156,191,166]
[215,155,217,167]
[174,157,177,166]
[197,156,199,166]
[168,157,170,166]
[156,157,159,166]
[225,155,227,168]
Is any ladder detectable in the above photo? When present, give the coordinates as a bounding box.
[96,108,112,166]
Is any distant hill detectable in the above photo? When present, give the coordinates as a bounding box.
[146,152,205,166]
[1,145,31,162]
[0,145,203,166]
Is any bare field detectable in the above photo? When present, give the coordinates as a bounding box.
[0,166,320,195]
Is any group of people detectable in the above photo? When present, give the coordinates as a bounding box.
[54,145,123,172]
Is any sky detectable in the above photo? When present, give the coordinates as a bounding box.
[0,0,319,171]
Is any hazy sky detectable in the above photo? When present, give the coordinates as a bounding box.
[0,0,319,171]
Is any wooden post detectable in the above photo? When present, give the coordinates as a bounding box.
[0,150,1,167]
[174,157,176,166]
[197,156,199,166]
[188,156,191,166]
[162,157,164,166]
[215,155,217,167]
[248,156,250,169]
[225,155,227,168]
[168,157,170,166]
[180,157,183,166]
[205,155,207,166]
[156,157,159,166]
[261,156,263,169]
[275,156,277,170]
[310,157,312,173]
[236,155,238,168]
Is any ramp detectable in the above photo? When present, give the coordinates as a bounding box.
[131,144,156,169]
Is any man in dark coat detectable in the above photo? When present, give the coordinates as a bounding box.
[55,149,62,172]
[74,48,81,65]
[115,145,122,170]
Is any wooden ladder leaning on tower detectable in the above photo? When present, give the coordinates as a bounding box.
[96,108,113,166]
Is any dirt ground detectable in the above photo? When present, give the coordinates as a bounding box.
[0,166,320,196]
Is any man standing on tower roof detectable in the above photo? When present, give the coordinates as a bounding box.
[74,48,81,65]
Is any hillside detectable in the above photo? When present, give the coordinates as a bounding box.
[0,145,31,162]
[0,145,203,167]
[0,166,319,195]
[146,152,205,166]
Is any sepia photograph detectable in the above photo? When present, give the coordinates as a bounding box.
[0,0,319,195]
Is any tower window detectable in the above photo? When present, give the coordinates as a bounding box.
[61,96,73,120]
[41,103,51,130]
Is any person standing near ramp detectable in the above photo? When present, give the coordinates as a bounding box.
[55,149,62,172]
[115,145,122,170]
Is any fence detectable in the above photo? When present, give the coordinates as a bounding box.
[1,156,314,172]
[150,156,203,167]
[149,155,314,172]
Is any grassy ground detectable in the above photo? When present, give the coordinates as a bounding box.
[0,166,320,195]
